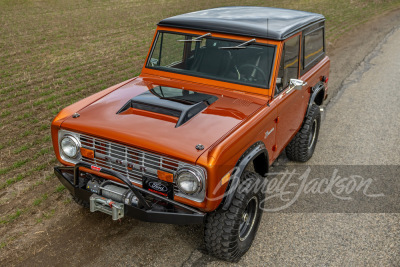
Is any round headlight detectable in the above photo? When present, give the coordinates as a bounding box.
[176,168,203,195]
[60,136,80,158]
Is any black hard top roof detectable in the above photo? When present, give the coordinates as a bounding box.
[158,6,325,40]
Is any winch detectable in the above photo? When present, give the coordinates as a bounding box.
[87,179,139,220]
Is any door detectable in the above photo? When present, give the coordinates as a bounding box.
[273,34,307,152]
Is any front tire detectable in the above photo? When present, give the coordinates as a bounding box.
[286,104,321,162]
[72,195,89,208]
[204,171,264,262]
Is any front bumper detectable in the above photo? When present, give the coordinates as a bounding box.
[54,163,205,224]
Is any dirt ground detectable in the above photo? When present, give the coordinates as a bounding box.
[1,6,400,267]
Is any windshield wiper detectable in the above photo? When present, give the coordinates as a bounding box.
[178,33,211,42]
[219,38,256,49]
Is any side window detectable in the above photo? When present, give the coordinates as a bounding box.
[275,35,300,96]
[302,27,325,74]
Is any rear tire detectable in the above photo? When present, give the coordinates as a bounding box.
[286,104,321,162]
[204,171,264,262]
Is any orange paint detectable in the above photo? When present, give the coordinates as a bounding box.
[52,24,330,212]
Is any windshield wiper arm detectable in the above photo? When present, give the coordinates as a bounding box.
[178,33,212,42]
[219,38,256,49]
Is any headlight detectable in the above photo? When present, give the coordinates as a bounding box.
[60,135,80,158]
[175,167,204,195]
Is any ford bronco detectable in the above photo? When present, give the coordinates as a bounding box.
[52,6,330,261]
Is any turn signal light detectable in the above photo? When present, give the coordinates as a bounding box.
[80,147,94,158]
[157,170,174,183]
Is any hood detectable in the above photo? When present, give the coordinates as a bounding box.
[60,77,263,163]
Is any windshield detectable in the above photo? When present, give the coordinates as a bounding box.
[146,32,276,89]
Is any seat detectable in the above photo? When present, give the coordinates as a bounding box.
[189,39,233,77]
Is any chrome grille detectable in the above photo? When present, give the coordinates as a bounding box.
[79,134,183,185]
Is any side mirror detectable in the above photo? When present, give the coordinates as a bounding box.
[290,79,307,90]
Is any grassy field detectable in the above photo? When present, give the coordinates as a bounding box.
[1,0,400,252]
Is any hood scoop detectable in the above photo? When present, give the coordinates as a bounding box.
[117,86,218,127]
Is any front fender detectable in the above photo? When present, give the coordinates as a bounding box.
[220,141,268,210]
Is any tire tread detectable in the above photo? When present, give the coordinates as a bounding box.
[286,104,321,162]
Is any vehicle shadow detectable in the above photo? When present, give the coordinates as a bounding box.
[16,205,204,267]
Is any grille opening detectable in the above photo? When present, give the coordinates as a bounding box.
[79,134,182,188]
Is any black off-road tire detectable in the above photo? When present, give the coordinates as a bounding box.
[72,195,89,208]
[286,104,321,162]
[204,171,265,262]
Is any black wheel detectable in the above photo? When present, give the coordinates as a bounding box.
[286,104,321,162]
[204,171,264,262]
[72,195,89,208]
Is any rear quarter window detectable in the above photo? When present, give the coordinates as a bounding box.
[301,26,325,75]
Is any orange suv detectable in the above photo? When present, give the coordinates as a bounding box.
[52,6,330,261]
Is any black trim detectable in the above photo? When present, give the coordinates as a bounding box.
[145,30,277,90]
[221,141,268,210]
[307,83,325,116]
[54,164,205,225]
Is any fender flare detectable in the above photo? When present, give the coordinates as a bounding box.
[306,82,325,117]
[220,141,269,211]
